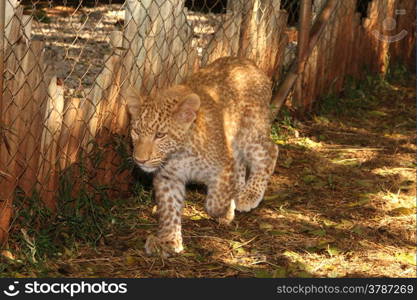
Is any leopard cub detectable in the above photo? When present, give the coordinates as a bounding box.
[125,57,278,256]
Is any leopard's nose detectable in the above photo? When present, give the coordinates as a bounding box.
[135,158,149,164]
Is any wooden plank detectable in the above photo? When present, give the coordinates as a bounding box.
[65,98,84,169]
[58,95,88,201]
[305,45,318,111]
[259,6,288,77]
[84,30,124,153]
[389,0,416,69]
[123,0,152,94]
[2,42,27,194]
[302,53,313,111]
[294,0,312,112]
[351,13,362,78]
[329,3,341,94]
[0,2,23,244]
[306,0,326,109]
[16,40,48,196]
[201,11,242,66]
[172,6,198,85]
[0,8,36,199]
[4,0,18,46]
[204,0,285,78]
[84,30,129,197]
[38,77,64,211]
[362,0,391,74]
[124,0,191,95]
[314,16,327,98]
[343,0,358,80]
[240,0,285,77]
[271,14,289,85]
[270,0,339,115]
[379,0,396,74]
[333,3,348,92]
[344,8,357,77]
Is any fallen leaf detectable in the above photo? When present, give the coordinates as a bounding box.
[335,219,354,229]
[125,256,136,266]
[390,207,415,216]
[259,222,274,231]
[309,229,326,237]
[281,157,293,168]
[254,269,272,278]
[182,252,197,257]
[351,225,365,235]
[368,110,388,117]
[151,205,157,215]
[327,245,341,256]
[356,180,373,188]
[345,196,371,207]
[313,180,327,189]
[264,192,289,201]
[395,253,416,266]
[273,267,287,278]
[302,175,317,184]
[1,250,15,260]
[321,218,337,227]
[296,271,313,278]
[269,230,289,236]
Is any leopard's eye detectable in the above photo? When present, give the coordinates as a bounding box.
[155,132,167,139]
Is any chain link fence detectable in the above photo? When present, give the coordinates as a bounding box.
[0,0,415,246]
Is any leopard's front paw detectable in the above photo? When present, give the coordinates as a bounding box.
[235,191,262,212]
[218,199,235,226]
[144,234,184,258]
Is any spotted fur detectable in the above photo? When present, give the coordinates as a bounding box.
[125,57,278,256]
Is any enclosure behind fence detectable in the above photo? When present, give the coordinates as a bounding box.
[0,0,415,245]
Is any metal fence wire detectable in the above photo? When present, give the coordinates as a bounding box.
[0,0,415,245]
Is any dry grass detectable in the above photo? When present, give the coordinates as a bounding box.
[2,73,415,278]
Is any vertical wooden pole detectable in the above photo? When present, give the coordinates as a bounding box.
[311,0,328,105]
[293,0,312,114]
[0,0,5,105]
[0,0,8,246]
[270,0,338,116]
[38,77,65,212]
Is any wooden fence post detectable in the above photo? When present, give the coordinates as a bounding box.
[0,1,34,244]
[123,0,195,94]
[270,0,338,117]
[201,1,243,66]
[38,77,64,211]
[390,0,416,70]
[0,0,10,240]
[0,0,5,106]
[293,0,312,114]
[204,0,288,78]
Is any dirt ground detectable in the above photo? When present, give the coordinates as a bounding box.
[2,70,414,278]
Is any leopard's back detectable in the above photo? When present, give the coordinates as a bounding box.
[184,57,273,162]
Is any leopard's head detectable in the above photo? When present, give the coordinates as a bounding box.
[124,86,200,173]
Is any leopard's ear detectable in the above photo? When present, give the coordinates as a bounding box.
[173,93,201,125]
[122,85,142,117]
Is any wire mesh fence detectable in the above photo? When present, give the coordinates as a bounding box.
[0,0,415,246]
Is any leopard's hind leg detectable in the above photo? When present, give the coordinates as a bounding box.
[234,157,247,192]
[235,139,278,212]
